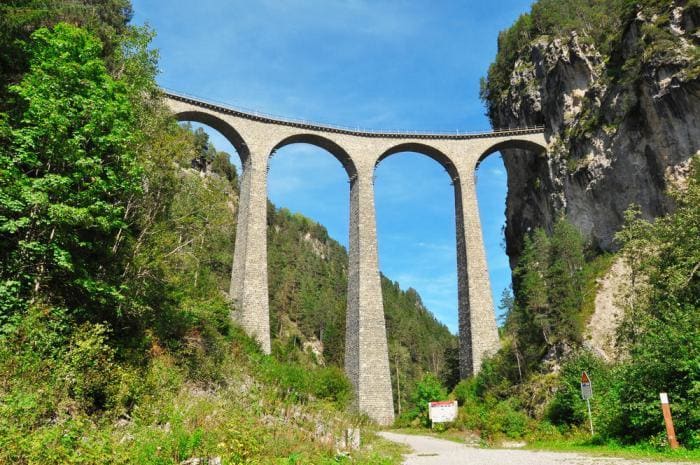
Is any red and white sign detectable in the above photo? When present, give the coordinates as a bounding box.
[428,400,458,423]
[581,371,593,400]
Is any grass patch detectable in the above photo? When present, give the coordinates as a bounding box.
[357,433,411,465]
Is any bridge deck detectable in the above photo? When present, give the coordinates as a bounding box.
[163,90,544,140]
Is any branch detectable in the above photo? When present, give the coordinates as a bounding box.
[162,238,195,259]
[686,261,700,286]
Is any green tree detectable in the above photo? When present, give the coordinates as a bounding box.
[614,157,700,447]
[0,23,141,324]
[547,219,586,344]
[511,227,551,369]
[408,373,448,427]
[440,345,461,392]
[0,1,133,101]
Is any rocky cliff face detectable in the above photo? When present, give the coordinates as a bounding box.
[486,2,700,267]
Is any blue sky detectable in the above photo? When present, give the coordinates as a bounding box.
[132,0,533,333]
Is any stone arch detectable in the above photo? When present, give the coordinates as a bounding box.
[172,110,250,165]
[270,134,357,179]
[458,136,547,376]
[476,138,546,167]
[376,142,458,181]
[265,132,356,364]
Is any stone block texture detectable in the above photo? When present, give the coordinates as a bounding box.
[164,91,547,425]
[345,166,395,425]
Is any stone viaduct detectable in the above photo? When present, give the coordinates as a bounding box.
[163,90,547,425]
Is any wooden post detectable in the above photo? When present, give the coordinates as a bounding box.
[660,393,680,449]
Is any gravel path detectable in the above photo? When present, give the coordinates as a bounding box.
[378,431,692,465]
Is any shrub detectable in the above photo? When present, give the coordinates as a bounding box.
[455,380,532,440]
[546,350,624,440]
[313,366,352,408]
[406,373,448,427]
[453,378,479,406]
[62,323,119,413]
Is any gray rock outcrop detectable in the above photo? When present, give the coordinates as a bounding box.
[487,3,700,266]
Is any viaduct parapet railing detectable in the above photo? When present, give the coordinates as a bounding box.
[164,89,545,140]
[162,89,548,426]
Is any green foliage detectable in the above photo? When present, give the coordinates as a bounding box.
[403,373,448,427]
[0,23,141,322]
[480,13,534,104]
[383,281,455,406]
[452,378,534,440]
[546,350,624,439]
[62,323,119,413]
[0,6,406,464]
[612,157,700,447]
[267,206,349,365]
[440,345,461,392]
[449,159,700,449]
[0,304,392,464]
[506,218,589,376]
[314,366,353,407]
[0,0,133,99]
[267,202,456,410]
[257,355,353,408]
[481,0,697,129]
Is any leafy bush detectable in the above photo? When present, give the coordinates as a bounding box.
[0,23,142,320]
[546,350,625,440]
[453,378,533,440]
[62,323,118,413]
[402,373,448,427]
[0,9,402,465]
[254,352,353,409]
[314,366,352,408]
[612,158,700,448]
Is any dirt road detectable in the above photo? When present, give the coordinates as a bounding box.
[378,431,692,465]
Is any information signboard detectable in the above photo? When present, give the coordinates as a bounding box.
[428,400,458,423]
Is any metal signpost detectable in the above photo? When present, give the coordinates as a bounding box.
[581,371,594,436]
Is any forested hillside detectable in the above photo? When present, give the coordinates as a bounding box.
[0,1,451,462]
[188,126,457,408]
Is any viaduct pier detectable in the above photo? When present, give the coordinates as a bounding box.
[164,90,547,425]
